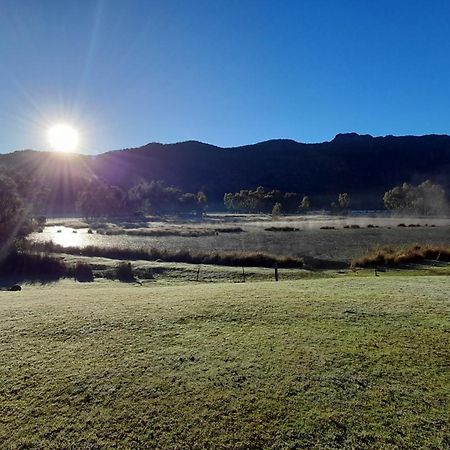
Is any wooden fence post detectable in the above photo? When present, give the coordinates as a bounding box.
[274,263,279,281]
[242,266,246,283]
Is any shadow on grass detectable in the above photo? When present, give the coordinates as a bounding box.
[302,256,350,270]
[0,274,63,288]
[0,251,67,287]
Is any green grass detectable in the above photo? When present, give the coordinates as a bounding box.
[1,277,449,449]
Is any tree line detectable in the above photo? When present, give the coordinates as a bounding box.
[223,187,352,214]
[1,168,448,261]
[224,187,311,214]
[76,179,208,219]
[223,181,449,215]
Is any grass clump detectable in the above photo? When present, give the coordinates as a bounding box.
[352,244,450,267]
[265,226,300,232]
[214,226,243,233]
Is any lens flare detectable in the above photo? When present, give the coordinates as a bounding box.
[47,123,80,152]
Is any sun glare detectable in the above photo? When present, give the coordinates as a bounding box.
[47,123,80,152]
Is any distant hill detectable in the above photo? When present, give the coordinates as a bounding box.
[1,133,450,212]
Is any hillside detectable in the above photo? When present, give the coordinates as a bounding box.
[1,133,450,211]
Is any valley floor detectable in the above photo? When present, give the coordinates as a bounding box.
[1,277,449,449]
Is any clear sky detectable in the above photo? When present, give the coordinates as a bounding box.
[1,0,450,153]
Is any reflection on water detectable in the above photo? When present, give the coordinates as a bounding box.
[31,226,169,250]
[29,217,450,261]
[50,227,83,247]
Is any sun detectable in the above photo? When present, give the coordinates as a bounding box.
[47,123,80,152]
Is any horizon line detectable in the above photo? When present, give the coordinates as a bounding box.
[3,131,450,156]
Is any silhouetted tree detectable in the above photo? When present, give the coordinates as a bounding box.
[0,174,35,259]
[128,181,208,216]
[338,193,351,210]
[224,187,303,213]
[299,195,310,211]
[77,178,127,219]
[11,174,50,215]
[196,191,208,217]
[272,202,283,218]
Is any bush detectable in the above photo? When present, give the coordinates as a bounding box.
[116,262,135,282]
[73,262,94,282]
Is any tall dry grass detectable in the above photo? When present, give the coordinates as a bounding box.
[27,241,303,268]
[352,244,450,267]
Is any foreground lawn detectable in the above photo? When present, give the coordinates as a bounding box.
[1,277,449,449]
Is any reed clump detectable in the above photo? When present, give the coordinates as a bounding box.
[352,244,450,267]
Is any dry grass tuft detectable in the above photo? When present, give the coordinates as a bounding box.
[352,244,450,267]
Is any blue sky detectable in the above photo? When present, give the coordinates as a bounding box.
[1,0,450,153]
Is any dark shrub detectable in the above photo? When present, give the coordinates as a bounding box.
[73,262,94,282]
[265,226,299,232]
[116,262,135,282]
[8,284,22,291]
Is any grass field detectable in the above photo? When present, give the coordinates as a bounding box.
[1,277,449,449]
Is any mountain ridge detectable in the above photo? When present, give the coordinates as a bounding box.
[1,133,449,211]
